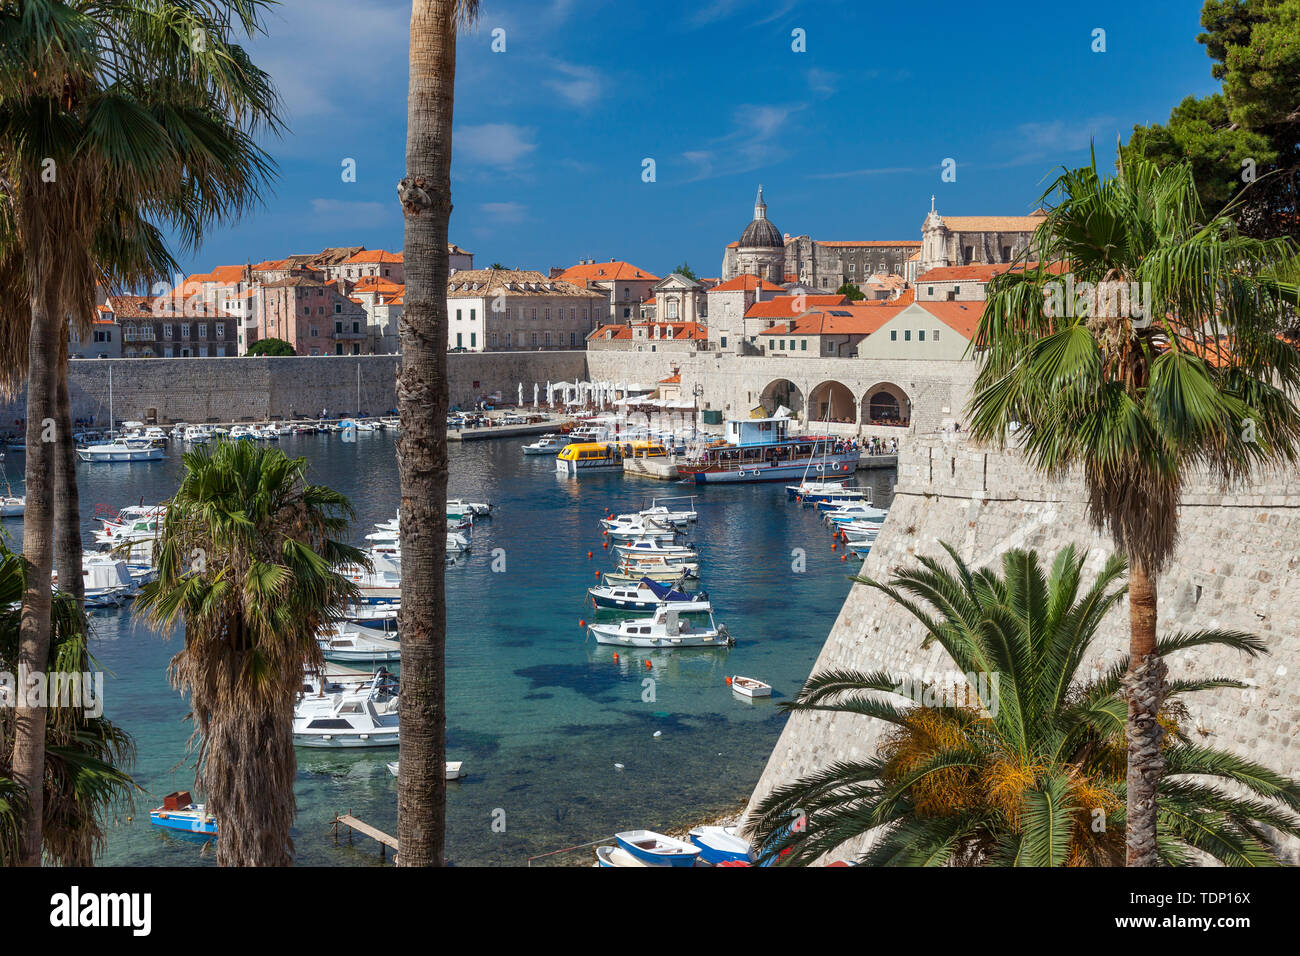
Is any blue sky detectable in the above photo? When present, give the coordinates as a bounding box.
[180,0,1223,279]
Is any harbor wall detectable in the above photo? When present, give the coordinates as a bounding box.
[0,352,588,428]
[746,434,1300,863]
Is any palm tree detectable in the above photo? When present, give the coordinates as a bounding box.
[396,0,478,868]
[135,442,365,866]
[747,544,1300,866]
[966,148,1300,865]
[0,544,136,865]
[0,0,280,863]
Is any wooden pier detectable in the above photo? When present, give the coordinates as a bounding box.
[332,812,399,863]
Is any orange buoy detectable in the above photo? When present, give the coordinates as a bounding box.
[644,660,652,669]
[595,571,601,578]
[831,542,837,550]
[725,676,733,685]
[587,551,593,558]
[841,554,847,561]
[602,529,608,535]
[603,541,609,549]
[612,652,619,660]
[579,619,586,627]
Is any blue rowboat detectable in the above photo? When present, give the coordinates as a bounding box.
[150,805,217,836]
[614,829,701,867]
[688,825,754,864]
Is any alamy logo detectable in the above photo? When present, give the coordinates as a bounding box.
[893,670,1000,716]
[1042,274,1153,329]
[0,668,103,718]
[49,887,151,936]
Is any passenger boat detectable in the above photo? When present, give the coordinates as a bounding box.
[149,791,217,836]
[386,760,464,781]
[589,577,711,613]
[317,622,402,663]
[677,416,857,484]
[688,825,755,864]
[292,676,400,748]
[588,605,731,648]
[76,438,165,463]
[730,675,772,698]
[556,440,667,476]
[614,830,702,867]
[522,433,572,455]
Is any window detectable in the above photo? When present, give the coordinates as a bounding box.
[826,341,834,353]
[531,308,537,320]
[544,308,550,321]
[180,324,190,339]
[890,330,897,341]
[470,332,476,348]
[927,287,934,296]
[198,323,207,338]
[720,335,727,348]
[470,308,476,321]
[544,332,551,345]
[531,332,538,345]
[352,321,360,333]
[570,332,577,347]
[310,325,318,337]
[904,330,911,341]
[456,332,463,347]
[335,303,342,313]
[199,346,208,357]
[582,308,589,321]
[215,325,225,338]
[163,324,173,338]
[779,339,785,350]
[570,308,576,321]
[318,307,325,316]
[304,306,311,315]
[490,332,497,346]
[1001,246,1011,260]
[963,245,974,262]
[335,321,343,334]
[801,339,807,351]
[505,332,512,346]
[933,329,940,341]
[918,330,925,341]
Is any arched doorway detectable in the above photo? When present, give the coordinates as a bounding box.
[862,382,910,426]
[809,381,856,424]
[760,379,804,417]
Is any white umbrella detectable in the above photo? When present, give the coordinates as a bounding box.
[533,382,539,407]
[518,382,523,407]
[546,381,553,406]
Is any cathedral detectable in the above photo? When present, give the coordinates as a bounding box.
[720,186,920,290]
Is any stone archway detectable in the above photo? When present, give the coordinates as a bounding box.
[809,380,856,424]
[760,378,804,417]
[862,382,911,427]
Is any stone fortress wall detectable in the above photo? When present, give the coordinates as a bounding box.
[745,434,1300,862]
[0,352,588,427]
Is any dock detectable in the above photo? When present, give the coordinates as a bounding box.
[858,454,898,471]
[332,812,399,863]
[448,416,570,442]
[623,457,681,480]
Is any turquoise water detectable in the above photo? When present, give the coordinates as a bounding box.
[0,433,893,866]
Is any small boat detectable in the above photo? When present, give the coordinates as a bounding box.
[603,566,698,587]
[292,676,400,748]
[603,520,679,543]
[688,825,754,864]
[143,426,168,445]
[149,791,217,836]
[614,829,702,867]
[787,479,866,504]
[612,539,697,560]
[589,577,711,613]
[182,425,212,444]
[824,503,889,526]
[386,760,464,781]
[522,433,572,455]
[588,605,730,649]
[0,496,23,518]
[54,556,137,607]
[228,424,256,441]
[76,439,165,463]
[730,675,772,698]
[602,505,696,530]
[447,498,491,517]
[168,423,188,440]
[595,845,656,868]
[317,622,402,663]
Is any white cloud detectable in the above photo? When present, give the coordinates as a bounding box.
[455,124,538,168]
[546,61,603,109]
[807,68,837,97]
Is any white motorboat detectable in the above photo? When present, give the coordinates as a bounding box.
[143,426,168,444]
[839,521,883,543]
[317,621,402,663]
[77,439,165,463]
[589,577,711,613]
[730,675,772,698]
[588,605,731,648]
[522,433,572,455]
[228,424,256,441]
[0,495,23,518]
[612,539,698,560]
[168,423,188,440]
[292,678,400,748]
[53,555,138,607]
[603,518,678,542]
[602,566,698,587]
[386,760,464,781]
[824,502,889,526]
[446,498,491,517]
[182,425,212,444]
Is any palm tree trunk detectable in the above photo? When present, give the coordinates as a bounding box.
[12,295,59,865]
[1123,559,1166,867]
[54,339,86,616]
[395,0,455,867]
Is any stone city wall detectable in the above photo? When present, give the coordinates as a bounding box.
[746,433,1300,862]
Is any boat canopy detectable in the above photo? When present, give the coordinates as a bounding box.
[641,577,693,602]
[724,416,792,447]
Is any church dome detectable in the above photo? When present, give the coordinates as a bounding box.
[738,185,783,248]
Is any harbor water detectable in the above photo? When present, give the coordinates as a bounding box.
[0,432,894,865]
